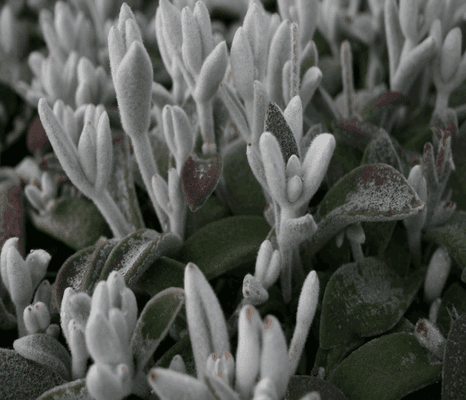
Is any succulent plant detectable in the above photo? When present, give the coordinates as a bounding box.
[1,0,466,399]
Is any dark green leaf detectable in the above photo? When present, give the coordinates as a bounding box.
[131,287,185,371]
[139,257,185,297]
[100,229,182,287]
[320,257,423,349]
[219,138,266,216]
[330,333,442,400]
[442,312,466,400]
[177,216,270,280]
[332,118,379,152]
[361,220,396,258]
[155,334,197,377]
[285,376,348,400]
[436,283,466,338]
[361,129,403,173]
[53,245,95,313]
[29,196,111,251]
[359,91,410,128]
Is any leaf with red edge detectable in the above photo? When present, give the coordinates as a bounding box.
[181,154,223,212]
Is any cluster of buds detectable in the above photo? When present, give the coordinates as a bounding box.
[149,262,319,400]
[60,271,138,399]
[24,171,58,215]
[0,237,51,337]
[37,98,134,239]
[157,0,228,155]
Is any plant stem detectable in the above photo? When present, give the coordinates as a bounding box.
[93,189,134,239]
[131,134,170,231]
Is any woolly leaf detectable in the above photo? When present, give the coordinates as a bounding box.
[13,333,72,381]
[36,378,92,399]
[0,349,66,400]
[100,229,182,287]
[308,164,425,255]
[320,257,424,349]
[177,216,270,280]
[331,118,379,152]
[330,333,442,400]
[361,129,404,173]
[131,287,185,372]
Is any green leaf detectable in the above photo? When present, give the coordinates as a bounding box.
[332,118,379,152]
[285,376,348,400]
[361,220,396,258]
[326,337,366,379]
[52,245,96,314]
[309,164,424,255]
[377,221,411,276]
[176,216,271,280]
[100,229,182,287]
[155,333,197,377]
[360,129,403,173]
[138,257,185,297]
[185,195,231,239]
[436,282,466,338]
[29,196,110,251]
[264,102,299,163]
[0,348,66,400]
[131,287,185,372]
[13,333,72,381]
[181,153,223,212]
[330,333,442,400]
[219,138,266,216]
[80,237,120,295]
[442,312,466,400]
[36,379,92,400]
[359,91,410,129]
[320,257,424,349]
[424,210,466,277]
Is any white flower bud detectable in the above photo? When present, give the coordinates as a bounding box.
[424,246,451,303]
[440,27,462,83]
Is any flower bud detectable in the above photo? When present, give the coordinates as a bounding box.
[243,274,269,305]
[193,41,228,103]
[231,27,255,102]
[34,301,51,331]
[86,312,125,365]
[107,271,125,309]
[181,6,203,76]
[263,250,281,290]
[260,132,287,206]
[7,246,32,306]
[260,315,289,399]
[284,96,303,148]
[414,318,446,360]
[424,246,451,303]
[115,41,153,139]
[440,27,462,83]
[68,292,92,331]
[87,363,125,400]
[235,305,262,400]
[287,175,303,203]
[255,240,274,284]
[169,354,187,374]
[23,305,40,334]
[193,1,213,60]
[120,287,138,334]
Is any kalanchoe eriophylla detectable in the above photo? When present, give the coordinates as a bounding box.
[38,98,133,239]
[252,100,335,302]
[424,246,452,304]
[108,3,169,232]
[148,263,319,400]
[85,272,138,400]
[0,237,51,337]
[157,0,227,156]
